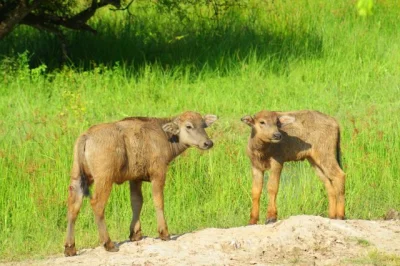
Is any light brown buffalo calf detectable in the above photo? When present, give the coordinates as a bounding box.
[241,110,345,224]
[64,111,218,256]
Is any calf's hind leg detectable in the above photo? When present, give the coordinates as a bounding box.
[129,180,143,241]
[90,180,119,252]
[310,157,345,219]
[321,162,346,219]
[312,164,337,219]
[334,169,346,219]
[64,177,84,256]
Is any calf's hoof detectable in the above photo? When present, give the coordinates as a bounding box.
[329,215,345,220]
[159,233,170,241]
[106,246,119,252]
[64,244,77,257]
[248,218,258,225]
[265,218,277,224]
[129,230,143,242]
[104,240,119,252]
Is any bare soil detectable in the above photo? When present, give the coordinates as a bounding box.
[4,215,400,266]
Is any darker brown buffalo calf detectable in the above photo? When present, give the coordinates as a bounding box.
[64,111,218,256]
[241,110,345,224]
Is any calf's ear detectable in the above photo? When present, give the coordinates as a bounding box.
[278,115,295,127]
[162,122,180,135]
[203,114,218,127]
[241,115,254,126]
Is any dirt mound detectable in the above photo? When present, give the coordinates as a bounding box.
[5,215,400,265]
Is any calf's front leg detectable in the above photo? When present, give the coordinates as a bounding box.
[151,178,170,240]
[249,166,265,225]
[265,160,283,224]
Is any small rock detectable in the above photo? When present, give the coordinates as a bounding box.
[230,240,241,249]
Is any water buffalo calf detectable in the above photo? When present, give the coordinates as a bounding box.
[64,111,218,256]
[241,110,345,224]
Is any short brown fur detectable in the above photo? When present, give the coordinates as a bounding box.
[64,111,217,256]
[241,110,345,224]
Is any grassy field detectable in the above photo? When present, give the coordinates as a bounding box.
[1,0,400,261]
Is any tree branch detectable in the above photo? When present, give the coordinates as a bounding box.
[1,0,122,64]
[20,0,122,34]
[0,0,45,40]
[22,12,97,34]
[110,0,134,15]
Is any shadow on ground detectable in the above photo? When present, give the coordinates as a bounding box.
[0,16,323,74]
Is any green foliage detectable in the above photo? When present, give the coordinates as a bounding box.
[357,0,374,17]
[356,238,371,247]
[350,250,400,265]
[37,0,84,16]
[1,0,400,262]
[154,0,245,21]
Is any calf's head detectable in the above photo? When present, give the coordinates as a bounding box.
[241,110,295,143]
[162,111,218,149]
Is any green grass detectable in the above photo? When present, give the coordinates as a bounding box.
[1,0,400,261]
[356,238,371,247]
[350,250,400,265]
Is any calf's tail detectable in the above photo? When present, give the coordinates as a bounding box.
[77,135,90,197]
[336,129,342,169]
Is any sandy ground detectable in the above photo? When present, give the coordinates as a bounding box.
[4,215,400,266]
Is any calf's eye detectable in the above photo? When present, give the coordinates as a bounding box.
[260,121,265,125]
[186,125,193,129]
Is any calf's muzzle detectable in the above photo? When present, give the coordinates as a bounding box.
[201,139,214,149]
[272,132,282,141]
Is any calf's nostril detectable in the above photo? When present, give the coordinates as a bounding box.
[204,140,213,148]
[273,132,282,140]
